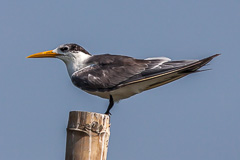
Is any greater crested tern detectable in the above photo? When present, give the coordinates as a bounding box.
[27,43,219,114]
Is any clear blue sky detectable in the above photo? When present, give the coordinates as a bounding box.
[0,0,239,160]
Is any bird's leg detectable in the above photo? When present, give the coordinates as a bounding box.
[105,95,114,115]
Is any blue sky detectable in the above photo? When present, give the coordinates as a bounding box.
[0,0,239,160]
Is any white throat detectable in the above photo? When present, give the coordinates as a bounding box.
[58,51,92,77]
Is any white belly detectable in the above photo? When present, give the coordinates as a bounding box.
[85,85,142,102]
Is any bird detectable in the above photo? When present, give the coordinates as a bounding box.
[27,43,219,115]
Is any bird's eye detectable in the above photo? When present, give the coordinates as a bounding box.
[60,47,69,52]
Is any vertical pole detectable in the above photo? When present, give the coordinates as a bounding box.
[65,111,110,160]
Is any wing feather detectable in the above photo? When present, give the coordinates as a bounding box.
[71,54,219,92]
[120,54,219,88]
[71,54,149,91]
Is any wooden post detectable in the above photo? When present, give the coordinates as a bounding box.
[65,111,110,160]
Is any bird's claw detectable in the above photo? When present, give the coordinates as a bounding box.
[105,112,112,116]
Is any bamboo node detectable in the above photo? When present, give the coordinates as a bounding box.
[67,120,109,136]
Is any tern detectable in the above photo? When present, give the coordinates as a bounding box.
[27,43,219,114]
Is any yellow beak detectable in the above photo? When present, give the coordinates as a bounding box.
[26,50,62,58]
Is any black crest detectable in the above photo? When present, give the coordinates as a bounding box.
[60,43,91,55]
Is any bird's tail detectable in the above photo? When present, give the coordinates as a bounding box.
[143,54,220,90]
[181,54,220,73]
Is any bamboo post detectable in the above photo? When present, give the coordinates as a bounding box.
[65,111,110,160]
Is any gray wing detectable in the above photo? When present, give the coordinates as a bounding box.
[120,54,220,89]
[71,54,170,92]
[71,54,148,91]
[71,54,219,92]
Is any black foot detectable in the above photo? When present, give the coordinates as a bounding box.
[105,112,112,116]
[104,95,114,115]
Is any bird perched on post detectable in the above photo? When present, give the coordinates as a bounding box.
[27,43,219,115]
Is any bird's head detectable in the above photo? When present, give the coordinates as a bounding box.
[27,43,92,76]
[27,43,91,61]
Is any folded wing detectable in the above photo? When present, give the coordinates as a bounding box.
[71,54,219,92]
[120,54,219,91]
[71,54,148,91]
